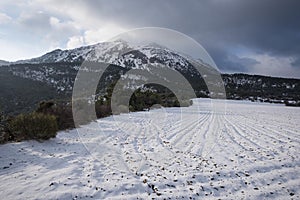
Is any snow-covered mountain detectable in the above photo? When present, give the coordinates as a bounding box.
[8,40,212,94]
[1,40,299,114]
[13,39,204,74]
[14,40,131,64]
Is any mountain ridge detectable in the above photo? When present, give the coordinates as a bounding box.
[0,60,10,66]
[1,40,299,114]
[7,41,299,80]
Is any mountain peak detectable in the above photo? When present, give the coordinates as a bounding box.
[45,49,62,55]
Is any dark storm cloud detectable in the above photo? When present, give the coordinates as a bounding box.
[291,58,300,68]
[80,0,300,73]
[210,48,260,72]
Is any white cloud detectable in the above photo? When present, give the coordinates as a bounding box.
[32,0,104,29]
[84,24,127,44]
[1,0,130,60]
[66,35,85,49]
[2,0,298,78]
[46,16,79,40]
[248,53,300,78]
[0,38,48,61]
[66,24,126,49]
[49,16,59,26]
[16,1,127,50]
[17,10,81,49]
[0,12,12,24]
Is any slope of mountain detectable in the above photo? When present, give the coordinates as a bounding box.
[1,40,299,114]
[13,40,204,74]
[0,67,65,114]
[222,73,300,101]
[7,40,210,95]
[14,40,131,64]
[0,60,9,66]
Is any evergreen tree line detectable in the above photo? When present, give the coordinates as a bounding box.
[0,83,192,144]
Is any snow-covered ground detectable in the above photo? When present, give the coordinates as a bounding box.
[0,99,299,199]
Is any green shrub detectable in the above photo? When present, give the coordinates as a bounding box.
[36,101,74,130]
[95,103,112,118]
[9,112,58,141]
[0,110,12,144]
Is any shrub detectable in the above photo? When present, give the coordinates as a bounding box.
[9,112,58,141]
[36,101,74,130]
[0,110,12,144]
[95,103,111,118]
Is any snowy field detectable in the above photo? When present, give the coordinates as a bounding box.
[0,99,299,199]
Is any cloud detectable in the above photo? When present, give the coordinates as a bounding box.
[291,58,300,68]
[1,0,300,77]
[46,16,79,43]
[0,12,12,24]
[66,35,84,49]
[16,10,80,50]
[248,54,300,78]
[34,0,300,75]
[66,24,126,49]
[84,24,126,44]
[18,11,51,32]
[224,54,260,72]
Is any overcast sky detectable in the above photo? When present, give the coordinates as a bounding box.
[0,0,300,78]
